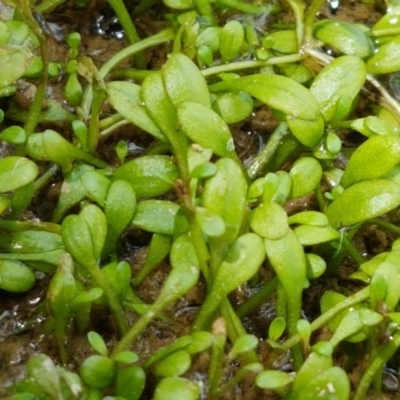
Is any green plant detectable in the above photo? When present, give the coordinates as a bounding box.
[3,0,400,399]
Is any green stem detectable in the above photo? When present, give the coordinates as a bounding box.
[0,219,61,233]
[303,0,325,44]
[246,122,290,179]
[275,286,370,354]
[81,29,175,119]
[220,300,259,364]
[18,0,48,136]
[369,218,400,236]
[202,54,302,77]
[111,304,162,355]
[107,0,145,68]
[236,278,278,318]
[285,0,306,48]
[342,233,365,266]
[86,262,128,336]
[87,83,107,152]
[353,331,400,400]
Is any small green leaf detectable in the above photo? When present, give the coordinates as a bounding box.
[0,45,32,88]
[26,354,61,398]
[112,351,139,364]
[210,74,323,147]
[81,170,110,207]
[263,30,298,54]
[177,101,236,158]
[154,350,191,377]
[310,55,366,122]
[113,155,178,198]
[0,231,63,253]
[193,233,265,330]
[162,53,210,108]
[79,205,107,260]
[103,180,136,256]
[314,20,372,58]
[268,317,286,342]
[115,365,146,400]
[115,365,145,400]
[0,260,35,292]
[367,36,400,75]
[294,367,350,400]
[80,355,117,390]
[220,20,244,63]
[153,377,200,400]
[341,135,400,188]
[202,158,247,245]
[289,157,322,198]
[107,81,164,140]
[229,334,258,358]
[132,200,179,235]
[250,201,289,240]
[88,331,108,356]
[326,180,400,227]
[306,253,326,279]
[0,156,38,193]
[255,370,293,390]
[288,211,329,226]
[61,215,97,266]
[212,92,253,124]
[195,207,226,237]
[185,331,213,354]
[294,225,340,246]
[0,125,26,144]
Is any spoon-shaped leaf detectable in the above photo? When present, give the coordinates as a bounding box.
[162,53,211,108]
[107,81,164,140]
[79,204,107,260]
[202,158,247,246]
[192,233,265,331]
[326,179,400,227]
[103,180,136,256]
[310,55,366,123]
[341,135,400,188]
[314,20,372,58]
[0,156,38,193]
[367,36,400,75]
[210,74,323,147]
[113,155,178,198]
[177,101,237,159]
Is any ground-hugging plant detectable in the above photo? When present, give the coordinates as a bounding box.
[3,0,400,398]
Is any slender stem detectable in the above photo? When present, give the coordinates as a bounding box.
[368,218,400,236]
[81,29,175,119]
[99,29,175,79]
[246,122,290,179]
[285,0,306,48]
[112,305,162,355]
[353,331,400,400]
[236,278,278,318]
[342,233,365,266]
[87,83,106,152]
[202,54,303,77]
[276,286,370,353]
[87,262,128,336]
[303,0,325,44]
[18,0,48,137]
